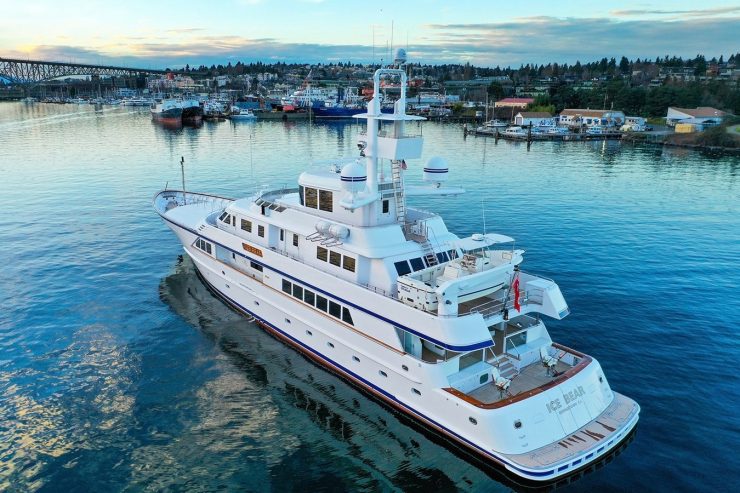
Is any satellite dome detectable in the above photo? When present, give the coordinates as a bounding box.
[394,48,407,65]
[423,156,449,184]
[340,161,367,194]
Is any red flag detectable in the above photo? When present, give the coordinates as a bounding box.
[400,160,407,170]
[512,272,521,312]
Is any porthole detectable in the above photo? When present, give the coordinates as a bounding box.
[352,355,360,363]
[379,370,388,377]
[402,365,409,371]
[599,375,604,383]
[469,417,478,425]
[514,420,522,429]
[327,342,335,348]
[412,388,421,396]
[306,330,312,336]
[285,318,291,324]
[254,301,259,306]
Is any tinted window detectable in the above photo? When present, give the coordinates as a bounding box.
[329,251,341,267]
[304,290,315,306]
[382,200,389,213]
[342,307,354,325]
[258,225,264,237]
[329,301,341,318]
[394,260,411,276]
[317,247,328,262]
[250,261,263,272]
[305,187,318,208]
[292,285,303,300]
[319,190,333,212]
[409,257,425,271]
[343,256,356,272]
[316,295,328,312]
[293,234,299,247]
[282,279,291,294]
[241,219,252,232]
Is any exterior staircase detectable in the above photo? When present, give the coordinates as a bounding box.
[497,355,519,380]
[391,161,406,224]
[393,160,439,268]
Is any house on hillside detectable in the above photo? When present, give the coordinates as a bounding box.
[514,111,555,127]
[558,109,626,128]
[665,107,726,127]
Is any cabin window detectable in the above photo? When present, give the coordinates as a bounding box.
[292,284,303,300]
[319,190,333,212]
[447,249,458,260]
[305,187,318,208]
[280,229,284,241]
[507,332,527,352]
[394,260,412,276]
[219,212,227,221]
[342,307,354,325]
[282,279,291,294]
[306,330,312,336]
[412,388,421,396]
[352,356,360,362]
[304,290,315,306]
[342,256,356,273]
[292,234,299,247]
[329,301,342,319]
[317,246,328,262]
[379,370,388,377]
[258,225,265,237]
[250,261,263,272]
[409,257,425,271]
[329,251,342,267]
[327,342,335,348]
[382,200,389,214]
[316,295,328,312]
[298,185,305,206]
[241,219,252,232]
[232,215,236,226]
[437,252,447,263]
[460,350,484,371]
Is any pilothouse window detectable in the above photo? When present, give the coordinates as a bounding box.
[241,219,252,232]
[329,251,341,267]
[319,190,333,212]
[394,260,412,276]
[410,257,425,271]
[305,187,318,209]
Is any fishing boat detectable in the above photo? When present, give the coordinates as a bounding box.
[180,98,203,123]
[153,65,639,483]
[150,99,183,124]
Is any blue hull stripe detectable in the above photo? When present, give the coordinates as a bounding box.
[160,213,493,352]
[194,268,556,478]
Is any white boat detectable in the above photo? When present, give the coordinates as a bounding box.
[230,106,256,120]
[484,119,508,128]
[154,65,639,483]
[586,126,609,135]
[502,126,528,138]
[122,97,152,106]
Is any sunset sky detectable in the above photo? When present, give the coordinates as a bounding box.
[1,0,738,68]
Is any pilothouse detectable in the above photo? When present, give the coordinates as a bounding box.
[153,61,639,483]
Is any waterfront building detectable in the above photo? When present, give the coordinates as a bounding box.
[665,106,727,127]
[558,109,626,128]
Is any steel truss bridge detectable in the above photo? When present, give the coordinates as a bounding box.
[0,57,171,84]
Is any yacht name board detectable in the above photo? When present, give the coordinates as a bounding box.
[242,243,263,257]
[546,385,586,414]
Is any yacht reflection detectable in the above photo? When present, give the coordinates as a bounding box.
[158,255,635,491]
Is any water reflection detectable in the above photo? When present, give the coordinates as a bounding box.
[157,256,635,491]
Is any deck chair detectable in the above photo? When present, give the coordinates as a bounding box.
[491,367,511,398]
[540,346,558,375]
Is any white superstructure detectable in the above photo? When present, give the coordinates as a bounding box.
[153,67,639,483]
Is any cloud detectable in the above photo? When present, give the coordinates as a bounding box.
[611,6,740,17]
[5,14,739,69]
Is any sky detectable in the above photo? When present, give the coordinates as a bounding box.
[0,0,738,69]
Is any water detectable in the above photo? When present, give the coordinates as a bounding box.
[1,102,739,492]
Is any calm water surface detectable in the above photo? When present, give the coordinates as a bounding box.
[1,103,739,492]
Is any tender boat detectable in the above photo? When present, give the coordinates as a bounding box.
[502,126,528,138]
[154,65,639,483]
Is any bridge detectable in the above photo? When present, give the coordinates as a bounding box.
[0,57,172,84]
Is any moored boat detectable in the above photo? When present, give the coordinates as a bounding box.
[150,99,183,124]
[180,99,203,123]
